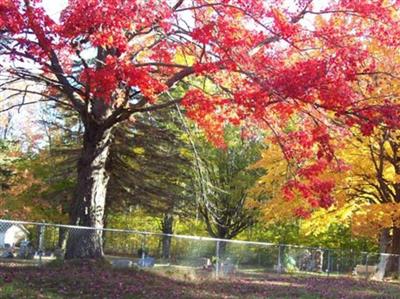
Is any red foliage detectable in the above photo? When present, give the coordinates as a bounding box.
[1,0,399,210]
[0,1,23,33]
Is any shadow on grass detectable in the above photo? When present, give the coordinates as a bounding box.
[0,261,399,298]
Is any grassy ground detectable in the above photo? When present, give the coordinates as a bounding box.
[1,261,400,298]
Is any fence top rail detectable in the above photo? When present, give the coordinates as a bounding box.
[0,218,393,256]
[0,219,280,247]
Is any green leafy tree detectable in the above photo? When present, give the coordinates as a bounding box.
[192,128,265,254]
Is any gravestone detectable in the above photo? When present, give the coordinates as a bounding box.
[1,244,14,258]
[18,240,34,259]
[137,256,155,267]
[111,259,134,268]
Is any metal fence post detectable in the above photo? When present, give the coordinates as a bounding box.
[365,253,369,279]
[215,240,220,279]
[327,249,331,276]
[277,244,282,274]
[141,233,146,259]
[38,224,45,266]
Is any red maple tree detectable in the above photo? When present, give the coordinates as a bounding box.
[0,0,399,258]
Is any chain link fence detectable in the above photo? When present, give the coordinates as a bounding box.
[1,219,399,280]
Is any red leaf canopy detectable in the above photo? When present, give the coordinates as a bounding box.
[1,0,399,208]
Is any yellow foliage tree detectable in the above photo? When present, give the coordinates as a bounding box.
[249,37,400,253]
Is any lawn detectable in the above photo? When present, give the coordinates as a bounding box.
[1,261,399,298]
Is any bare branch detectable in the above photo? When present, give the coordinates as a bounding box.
[0,98,54,113]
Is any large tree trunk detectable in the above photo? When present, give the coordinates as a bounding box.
[65,123,113,259]
[216,226,228,258]
[161,212,174,260]
[218,240,228,258]
[388,227,400,274]
[373,228,390,280]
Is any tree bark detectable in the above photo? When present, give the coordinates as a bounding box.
[218,240,228,258]
[65,123,113,259]
[388,227,400,273]
[161,212,174,260]
[216,225,228,258]
[373,228,390,280]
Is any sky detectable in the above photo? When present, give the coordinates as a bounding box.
[0,1,67,145]
[42,0,328,21]
[42,0,68,21]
